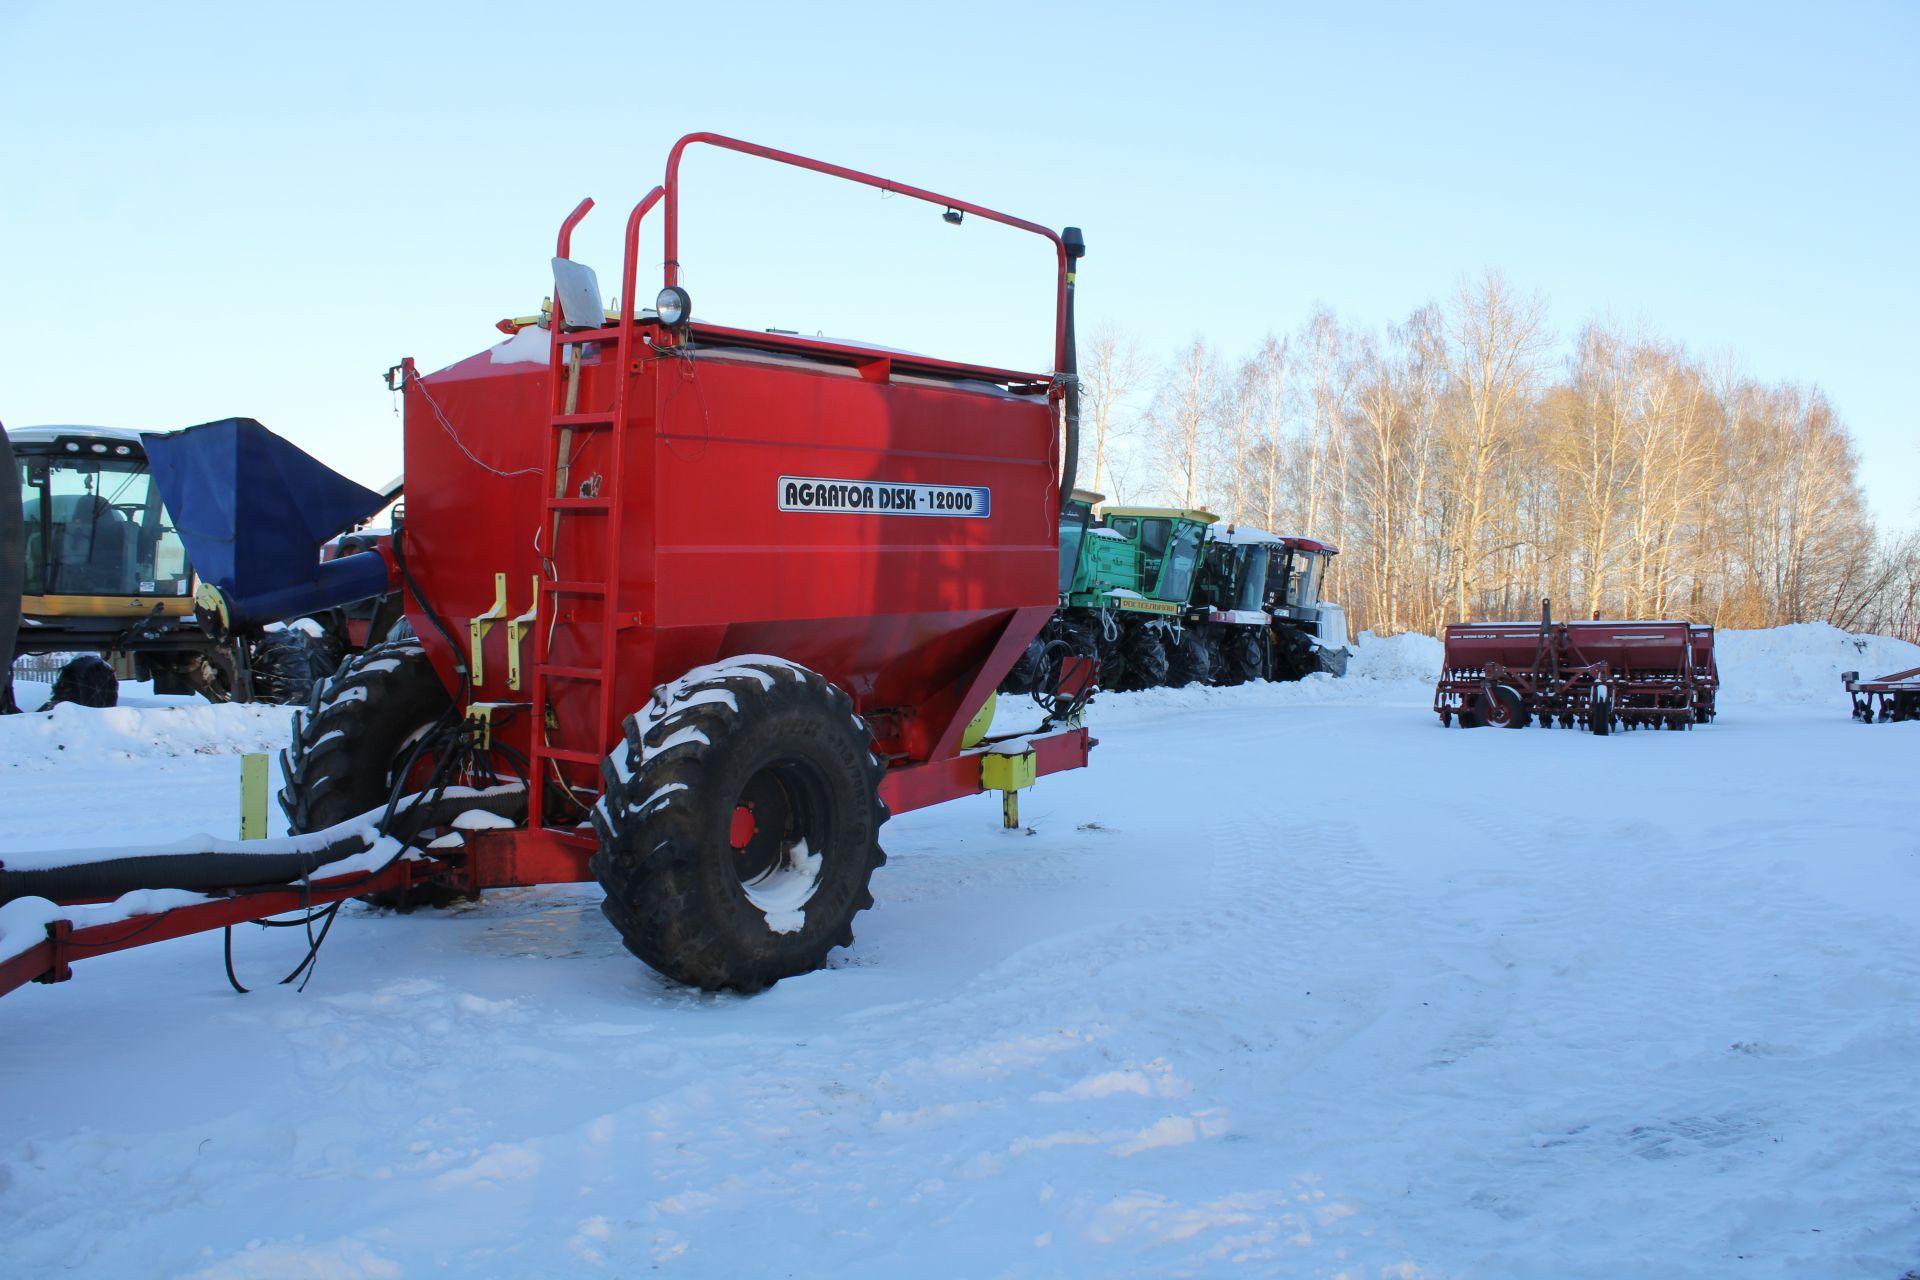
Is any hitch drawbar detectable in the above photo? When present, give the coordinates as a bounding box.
[0,784,525,999]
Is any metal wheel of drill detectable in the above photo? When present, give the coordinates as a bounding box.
[1588,692,1613,736]
[591,660,888,993]
[1119,625,1169,690]
[249,628,338,706]
[1473,684,1530,729]
[1163,628,1211,688]
[279,636,486,910]
[1217,629,1264,685]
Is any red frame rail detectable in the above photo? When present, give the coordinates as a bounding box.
[0,857,450,1000]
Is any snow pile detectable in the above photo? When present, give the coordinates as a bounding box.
[0,700,295,770]
[1715,622,1920,704]
[1346,628,1443,683]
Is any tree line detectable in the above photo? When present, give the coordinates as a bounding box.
[1084,272,1920,641]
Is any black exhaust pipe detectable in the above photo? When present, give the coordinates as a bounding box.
[1058,227,1085,515]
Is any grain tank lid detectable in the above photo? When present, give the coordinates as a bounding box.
[140,418,387,592]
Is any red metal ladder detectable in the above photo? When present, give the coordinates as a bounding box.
[525,199,633,833]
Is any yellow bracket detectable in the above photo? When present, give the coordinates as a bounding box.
[981,745,1038,831]
[467,703,497,751]
[506,577,539,692]
[470,572,508,687]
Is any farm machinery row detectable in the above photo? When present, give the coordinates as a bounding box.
[1434,602,1719,733]
[2,133,1101,1000]
[1003,495,1348,698]
[1,422,400,713]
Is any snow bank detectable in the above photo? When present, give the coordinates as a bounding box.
[0,700,295,771]
[1714,622,1920,705]
[1347,629,1443,682]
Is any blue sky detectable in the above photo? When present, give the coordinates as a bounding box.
[3,2,1915,524]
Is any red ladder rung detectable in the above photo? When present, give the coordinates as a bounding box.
[538,664,603,682]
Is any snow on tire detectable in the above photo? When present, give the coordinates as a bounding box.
[590,657,888,994]
[279,636,452,834]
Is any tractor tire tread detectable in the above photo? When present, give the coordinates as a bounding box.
[592,661,888,993]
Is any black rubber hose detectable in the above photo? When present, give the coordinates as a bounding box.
[1058,227,1085,515]
[0,422,22,708]
[0,786,526,906]
[0,834,377,904]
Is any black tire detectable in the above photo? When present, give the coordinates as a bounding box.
[1472,684,1530,729]
[998,637,1047,696]
[1217,629,1263,686]
[1589,693,1613,736]
[1055,618,1098,669]
[250,628,339,706]
[280,636,453,833]
[1269,626,1315,682]
[1163,626,1211,688]
[49,654,118,708]
[280,636,473,909]
[0,425,20,715]
[591,659,887,993]
[1120,624,1170,690]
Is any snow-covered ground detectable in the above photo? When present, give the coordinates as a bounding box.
[2,626,1917,1278]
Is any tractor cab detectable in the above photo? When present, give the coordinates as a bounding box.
[15,427,191,603]
[1056,488,1103,598]
[5,427,239,704]
[1198,524,1282,616]
[1265,536,1338,623]
[1082,507,1216,613]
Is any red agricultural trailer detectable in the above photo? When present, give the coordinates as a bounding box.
[1434,601,1716,734]
[0,133,1094,999]
[1841,666,1920,722]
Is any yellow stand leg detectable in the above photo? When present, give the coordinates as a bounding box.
[240,753,269,840]
[1002,790,1020,830]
